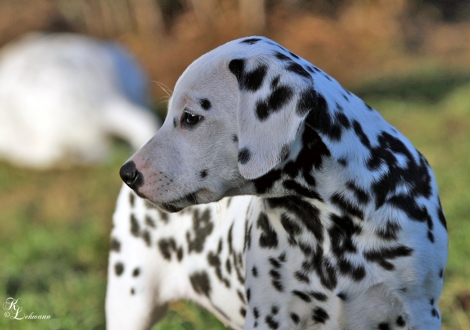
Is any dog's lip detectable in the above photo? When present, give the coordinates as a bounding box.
[147,185,249,212]
[158,186,247,211]
[150,188,214,213]
[142,184,248,212]
[167,189,202,204]
[142,198,185,213]
[158,203,184,213]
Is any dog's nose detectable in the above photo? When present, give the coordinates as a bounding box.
[119,161,144,188]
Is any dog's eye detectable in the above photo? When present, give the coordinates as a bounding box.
[181,111,203,127]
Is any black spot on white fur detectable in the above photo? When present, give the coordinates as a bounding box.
[257,212,278,249]
[158,238,183,262]
[396,315,406,327]
[187,209,213,253]
[142,230,151,246]
[376,220,401,240]
[289,51,300,59]
[246,65,268,91]
[238,147,251,164]
[291,313,300,324]
[228,59,245,81]
[229,59,267,92]
[286,62,310,79]
[200,98,212,110]
[114,262,124,276]
[271,75,280,89]
[330,193,365,219]
[337,292,348,300]
[255,85,294,121]
[274,51,291,61]
[265,314,279,329]
[132,268,140,277]
[312,307,329,324]
[145,215,156,228]
[241,37,262,45]
[207,251,231,288]
[110,237,121,252]
[293,290,311,302]
[189,271,211,297]
[364,245,413,271]
[130,214,140,237]
[378,322,391,330]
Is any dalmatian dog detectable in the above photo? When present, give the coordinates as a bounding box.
[0,32,159,168]
[109,36,448,330]
[106,184,248,329]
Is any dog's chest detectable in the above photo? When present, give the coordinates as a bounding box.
[242,195,416,329]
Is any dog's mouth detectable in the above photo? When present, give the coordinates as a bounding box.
[144,196,196,213]
[143,188,213,213]
[139,184,253,213]
[156,202,185,213]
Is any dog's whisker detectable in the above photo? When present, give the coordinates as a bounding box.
[153,80,173,97]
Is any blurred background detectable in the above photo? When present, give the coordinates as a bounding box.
[0,0,469,329]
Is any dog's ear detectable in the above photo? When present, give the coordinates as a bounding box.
[229,55,326,180]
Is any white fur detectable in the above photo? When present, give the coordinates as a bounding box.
[106,185,247,330]
[0,32,159,168]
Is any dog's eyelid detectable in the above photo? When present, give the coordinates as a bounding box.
[183,107,204,117]
[183,108,196,116]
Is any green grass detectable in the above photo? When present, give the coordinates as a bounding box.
[1,72,470,329]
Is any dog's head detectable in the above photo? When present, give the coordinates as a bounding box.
[120,37,341,212]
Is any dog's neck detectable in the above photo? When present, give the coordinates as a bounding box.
[248,96,433,227]
[250,108,377,221]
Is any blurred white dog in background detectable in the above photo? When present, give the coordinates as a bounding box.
[0,32,160,169]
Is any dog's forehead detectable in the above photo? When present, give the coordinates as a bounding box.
[173,37,282,91]
[168,37,289,112]
[168,57,226,110]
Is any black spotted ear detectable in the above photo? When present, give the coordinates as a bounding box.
[229,56,314,180]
